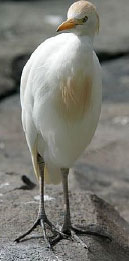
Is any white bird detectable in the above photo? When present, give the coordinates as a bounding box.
[15,0,109,248]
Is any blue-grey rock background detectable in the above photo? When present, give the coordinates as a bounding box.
[0,0,129,260]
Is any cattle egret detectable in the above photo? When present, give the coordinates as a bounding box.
[15,0,110,248]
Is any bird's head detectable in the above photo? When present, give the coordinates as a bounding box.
[57,0,99,37]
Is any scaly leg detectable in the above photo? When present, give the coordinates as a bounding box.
[51,168,111,248]
[14,154,65,247]
[15,161,111,248]
[61,168,71,234]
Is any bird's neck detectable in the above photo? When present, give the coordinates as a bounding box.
[77,34,94,49]
[72,28,95,43]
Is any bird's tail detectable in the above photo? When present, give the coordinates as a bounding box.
[31,141,61,184]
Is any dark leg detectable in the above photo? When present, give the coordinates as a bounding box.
[51,168,88,248]
[15,159,111,248]
[14,154,60,247]
[61,168,71,234]
[50,168,71,246]
[51,168,111,248]
[61,168,89,248]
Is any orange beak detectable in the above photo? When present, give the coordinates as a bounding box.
[57,19,77,32]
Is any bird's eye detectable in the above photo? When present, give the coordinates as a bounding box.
[82,16,88,23]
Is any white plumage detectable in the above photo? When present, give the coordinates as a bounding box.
[15,0,105,247]
[20,1,102,185]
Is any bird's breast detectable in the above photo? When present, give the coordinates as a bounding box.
[54,73,92,121]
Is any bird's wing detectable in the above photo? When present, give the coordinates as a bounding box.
[20,43,45,179]
[20,33,75,137]
[20,33,70,107]
[20,34,70,181]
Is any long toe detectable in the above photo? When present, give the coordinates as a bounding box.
[14,215,59,246]
[14,218,40,243]
[71,224,112,241]
[51,223,112,249]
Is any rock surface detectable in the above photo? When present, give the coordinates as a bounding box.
[102,56,129,103]
[0,0,129,259]
[1,181,129,261]
[0,56,129,259]
[0,57,16,99]
[0,0,129,97]
[0,0,129,55]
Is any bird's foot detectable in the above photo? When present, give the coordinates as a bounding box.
[14,214,67,249]
[14,219,111,249]
[51,223,112,249]
[50,224,89,249]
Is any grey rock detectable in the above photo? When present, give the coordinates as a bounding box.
[0,57,16,99]
[94,0,129,52]
[0,0,129,254]
[0,54,129,259]
[102,56,129,103]
[0,0,129,57]
[1,168,129,261]
[11,54,30,86]
[0,0,129,97]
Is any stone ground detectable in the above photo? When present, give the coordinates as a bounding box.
[0,0,129,260]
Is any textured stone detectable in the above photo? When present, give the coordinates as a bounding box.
[1,171,129,261]
[0,0,129,98]
[0,57,16,98]
[102,56,129,103]
[0,54,129,259]
[0,1,129,257]
[0,0,129,57]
